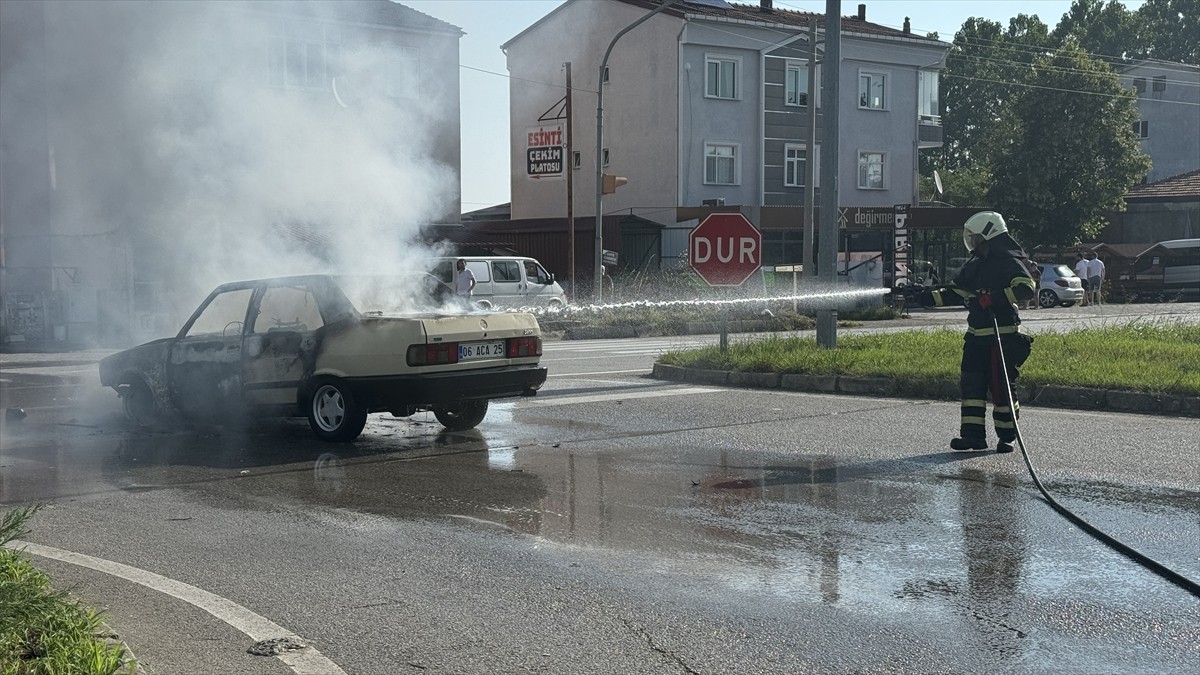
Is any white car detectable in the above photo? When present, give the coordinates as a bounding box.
[99,275,546,441]
[1037,264,1085,308]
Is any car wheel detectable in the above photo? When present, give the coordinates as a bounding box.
[306,377,368,442]
[433,399,489,431]
[1038,289,1058,309]
[121,377,159,427]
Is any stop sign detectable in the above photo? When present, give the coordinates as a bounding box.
[689,213,763,286]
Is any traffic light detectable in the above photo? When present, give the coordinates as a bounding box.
[602,173,628,194]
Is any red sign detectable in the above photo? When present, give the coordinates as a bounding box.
[689,213,763,286]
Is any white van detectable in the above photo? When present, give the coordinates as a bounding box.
[432,256,568,309]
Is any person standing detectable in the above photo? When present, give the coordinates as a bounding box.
[918,212,1036,454]
[1085,251,1105,306]
[455,258,476,299]
[1074,252,1090,306]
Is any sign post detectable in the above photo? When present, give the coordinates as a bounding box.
[689,213,763,353]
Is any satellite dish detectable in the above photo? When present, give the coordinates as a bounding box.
[933,170,944,196]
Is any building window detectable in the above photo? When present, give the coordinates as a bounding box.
[858,71,886,109]
[1152,75,1166,93]
[918,70,940,123]
[573,151,581,169]
[704,143,738,185]
[705,55,738,99]
[1133,77,1147,94]
[763,230,805,267]
[268,23,340,90]
[386,47,420,99]
[602,148,610,167]
[858,151,885,189]
[784,144,820,188]
[1132,120,1149,139]
[785,63,808,106]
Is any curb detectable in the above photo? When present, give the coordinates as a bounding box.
[650,363,1200,418]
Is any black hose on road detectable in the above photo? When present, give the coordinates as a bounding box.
[989,311,1200,599]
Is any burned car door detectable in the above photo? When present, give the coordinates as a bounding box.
[243,283,325,410]
[168,287,255,419]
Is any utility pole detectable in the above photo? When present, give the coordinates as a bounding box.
[565,62,575,297]
[803,19,819,284]
[817,0,840,348]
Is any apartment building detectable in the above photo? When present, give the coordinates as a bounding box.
[501,0,948,274]
[1117,60,1200,184]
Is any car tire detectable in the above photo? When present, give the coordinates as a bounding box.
[1038,289,1058,309]
[306,377,368,442]
[121,377,159,427]
[433,399,489,431]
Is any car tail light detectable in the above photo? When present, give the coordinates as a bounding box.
[507,336,541,358]
[1055,279,1069,287]
[407,342,458,366]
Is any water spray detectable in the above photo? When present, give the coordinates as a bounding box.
[517,287,890,317]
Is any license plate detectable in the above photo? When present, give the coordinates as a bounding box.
[459,340,505,361]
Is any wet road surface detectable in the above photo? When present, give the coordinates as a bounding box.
[2,322,1199,674]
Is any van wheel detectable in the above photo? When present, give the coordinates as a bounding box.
[433,400,489,431]
[474,300,493,310]
[307,377,368,442]
[547,298,565,309]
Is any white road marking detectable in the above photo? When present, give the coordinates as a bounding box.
[6,540,347,675]
[520,386,718,408]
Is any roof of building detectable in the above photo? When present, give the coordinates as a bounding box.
[254,1,463,36]
[504,0,944,50]
[1126,169,1200,202]
[683,0,943,44]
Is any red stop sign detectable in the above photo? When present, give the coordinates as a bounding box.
[689,213,763,286]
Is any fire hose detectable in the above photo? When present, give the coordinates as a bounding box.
[987,308,1200,599]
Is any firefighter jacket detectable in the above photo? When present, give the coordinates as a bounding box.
[918,235,1036,339]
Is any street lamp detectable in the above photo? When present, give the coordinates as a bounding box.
[594,0,679,301]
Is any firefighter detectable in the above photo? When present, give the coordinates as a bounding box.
[918,212,1036,453]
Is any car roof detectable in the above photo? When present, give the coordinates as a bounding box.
[1156,239,1199,249]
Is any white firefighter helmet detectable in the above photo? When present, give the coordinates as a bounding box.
[963,211,1008,252]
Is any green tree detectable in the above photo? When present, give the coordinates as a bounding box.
[938,15,1050,171]
[1051,0,1142,63]
[1135,0,1200,63]
[987,41,1150,246]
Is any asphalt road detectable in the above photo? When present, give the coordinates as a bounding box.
[1,302,1198,674]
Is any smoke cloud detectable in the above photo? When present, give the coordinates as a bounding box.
[2,0,461,342]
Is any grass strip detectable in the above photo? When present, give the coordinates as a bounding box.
[658,321,1200,397]
[1,506,134,675]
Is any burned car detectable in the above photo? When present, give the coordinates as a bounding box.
[99,275,546,441]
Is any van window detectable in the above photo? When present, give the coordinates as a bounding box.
[465,261,491,283]
[492,260,521,282]
[525,261,550,284]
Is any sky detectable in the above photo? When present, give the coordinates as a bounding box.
[400,0,1146,214]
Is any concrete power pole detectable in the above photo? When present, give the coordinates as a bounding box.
[817,0,841,348]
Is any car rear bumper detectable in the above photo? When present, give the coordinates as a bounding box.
[347,364,548,409]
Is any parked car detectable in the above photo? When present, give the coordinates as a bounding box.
[99,275,547,441]
[1037,264,1085,308]
[1111,238,1200,302]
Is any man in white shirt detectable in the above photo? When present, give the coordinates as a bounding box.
[1074,252,1090,306]
[1085,252,1105,305]
[455,259,476,298]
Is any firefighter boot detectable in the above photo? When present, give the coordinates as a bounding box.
[950,436,989,451]
[996,439,1016,454]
